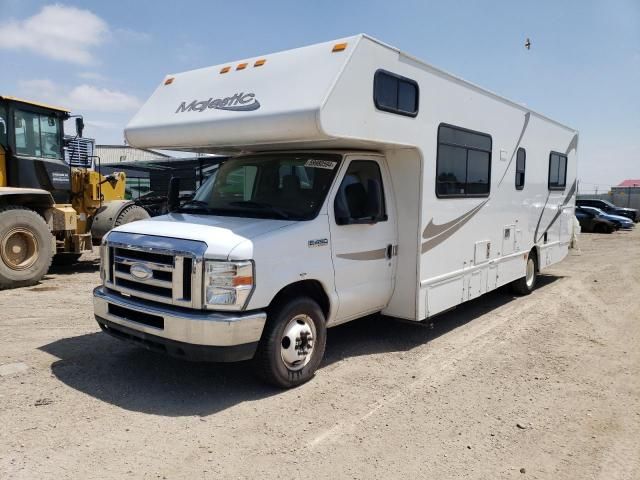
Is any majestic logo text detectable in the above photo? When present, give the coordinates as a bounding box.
[175,93,260,113]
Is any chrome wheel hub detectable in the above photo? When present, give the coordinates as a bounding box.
[525,257,535,288]
[280,314,315,371]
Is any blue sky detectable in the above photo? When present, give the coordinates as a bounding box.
[1,0,638,189]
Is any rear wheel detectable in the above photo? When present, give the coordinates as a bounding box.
[510,250,537,296]
[114,204,150,226]
[0,207,53,290]
[254,297,327,388]
[594,223,612,234]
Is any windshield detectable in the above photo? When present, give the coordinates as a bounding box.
[583,207,605,216]
[179,153,341,220]
[14,109,62,159]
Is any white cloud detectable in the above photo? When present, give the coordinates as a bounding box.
[67,85,141,112]
[17,79,141,113]
[0,5,109,65]
[85,120,119,130]
[18,79,58,98]
[77,72,108,81]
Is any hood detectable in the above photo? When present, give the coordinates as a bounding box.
[604,213,633,223]
[110,213,295,258]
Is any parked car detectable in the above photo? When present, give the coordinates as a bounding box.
[576,199,638,222]
[578,206,635,230]
[575,208,616,233]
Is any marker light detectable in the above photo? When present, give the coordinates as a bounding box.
[254,59,266,67]
[220,66,231,74]
[332,42,347,52]
[164,77,174,85]
[236,63,248,70]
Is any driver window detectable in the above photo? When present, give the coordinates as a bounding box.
[40,116,60,159]
[334,160,386,223]
[14,110,42,157]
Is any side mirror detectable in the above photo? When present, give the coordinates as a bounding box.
[75,117,85,138]
[167,177,180,212]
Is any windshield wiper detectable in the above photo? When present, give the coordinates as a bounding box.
[228,201,292,220]
[180,199,209,208]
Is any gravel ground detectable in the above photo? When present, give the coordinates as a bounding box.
[0,230,639,479]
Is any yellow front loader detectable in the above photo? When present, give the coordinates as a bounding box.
[0,96,149,289]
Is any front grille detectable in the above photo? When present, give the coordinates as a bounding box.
[108,304,164,329]
[103,232,206,308]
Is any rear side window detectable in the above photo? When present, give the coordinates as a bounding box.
[373,70,419,117]
[515,148,526,190]
[436,124,492,197]
[548,152,567,190]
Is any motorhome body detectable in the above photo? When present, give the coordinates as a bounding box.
[94,34,578,387]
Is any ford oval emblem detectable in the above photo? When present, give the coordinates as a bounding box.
[130,263,153,281]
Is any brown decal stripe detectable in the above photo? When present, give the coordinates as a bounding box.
[336,248,387,261]
[497,112,530,187]
[535,178,577,243]
[421,199,489,253]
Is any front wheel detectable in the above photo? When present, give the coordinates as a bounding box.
[510,251,537,296]
[253,297,327,388]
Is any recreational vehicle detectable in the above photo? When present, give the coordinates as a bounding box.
[93,35,578,387]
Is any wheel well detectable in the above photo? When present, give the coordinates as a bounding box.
[530,246,539,271]
[268,280,331,321]
[0,192,53,215]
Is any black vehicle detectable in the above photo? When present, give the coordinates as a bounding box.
[576,198,638,222]
[575,208,616,233]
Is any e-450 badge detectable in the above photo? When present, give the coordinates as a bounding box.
[308,238,328,248]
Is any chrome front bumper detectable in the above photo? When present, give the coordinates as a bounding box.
[93,286,267,349]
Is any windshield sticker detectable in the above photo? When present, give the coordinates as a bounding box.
[305,159,337,170]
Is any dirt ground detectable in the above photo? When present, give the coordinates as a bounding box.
[0,229,639,480]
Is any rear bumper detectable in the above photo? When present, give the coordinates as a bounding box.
[93,286,266,362]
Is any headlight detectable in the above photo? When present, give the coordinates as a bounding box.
[204,260,254,310]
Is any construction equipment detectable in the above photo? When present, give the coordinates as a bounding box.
[0,96,149,289]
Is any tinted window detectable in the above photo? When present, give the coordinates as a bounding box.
[186,154,341,221]
[515,147,526,190]
[13,109,62,159]
[0,105,7,149]
[374,70,419,117]
[436,124,492,197]
[334,160,386,222]
[548,152,567,189]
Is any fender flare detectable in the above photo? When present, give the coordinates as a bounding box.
[0,188,54,210]
[90,200,137,242]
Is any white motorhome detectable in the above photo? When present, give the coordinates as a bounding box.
[93,35,578,387]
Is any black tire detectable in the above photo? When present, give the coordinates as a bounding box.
[0,206,53,290]
[594,223,612,234]
[510,250,538,296]
[253,297,327,388]
[114,204,150,227]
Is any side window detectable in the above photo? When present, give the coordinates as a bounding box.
[373,70,419,117]
[14,110,42,157]
[40,116,60,159]
[0,105,7,149]
[334,160,387,224]
[515,147,526,190]
[436,124,492,197]
[548,152,567,190]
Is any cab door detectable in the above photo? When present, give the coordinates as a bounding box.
[328,155,397,322]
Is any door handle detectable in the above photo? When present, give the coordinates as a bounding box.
[386,244,393,259]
